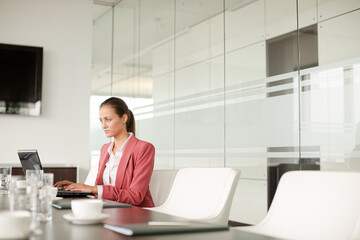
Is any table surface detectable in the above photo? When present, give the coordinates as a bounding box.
[0,196,280,240]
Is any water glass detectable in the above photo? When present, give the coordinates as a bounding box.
[38,173,54,221]
[10,175,28,211]
[26,170,43,188]
[26,170,44,235]
[0,166,12,195]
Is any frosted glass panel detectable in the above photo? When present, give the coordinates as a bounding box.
[229,179,267,224]
[174,0,224,168]
[175,20,209,69]
[90,0,360,225]
[225,2,300,220]
[90,8,113,165]
[225,80,300,179]
[175,0,223,69]
[209,14,225,58]
[174,106,224,168]
[225,42,266,86]
[318,0,360,21]
[318,10,360,65]
[174,58,224,168]
[112,0,140,97]
[91,9,112,96]
[265,0,297,39]
[136,0,175,168]
[225,0,265,52]
[300,61,360,171]
[137,115,174,169]
[152,40,175,77]
[300,2,360,173]
[298,0,317,28]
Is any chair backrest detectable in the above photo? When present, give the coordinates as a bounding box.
[84,164,98,186]
[239,171,360,240]
[149,169,178,207]
[151,168,240,225]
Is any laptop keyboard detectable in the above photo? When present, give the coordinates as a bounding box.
[57,188,91,198]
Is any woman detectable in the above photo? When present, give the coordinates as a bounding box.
[55,97,155,207]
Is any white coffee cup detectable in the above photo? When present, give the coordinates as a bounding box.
[71,199,103,219]
[51,187,58,199]
[0,211,31,239]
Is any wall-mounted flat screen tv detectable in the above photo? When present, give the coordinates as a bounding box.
[0,43,43,116]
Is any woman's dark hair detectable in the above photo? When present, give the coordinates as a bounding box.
[100,97,135,136]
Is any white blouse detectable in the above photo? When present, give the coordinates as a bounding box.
[97,132,133,198]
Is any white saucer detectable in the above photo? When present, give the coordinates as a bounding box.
[52,197,63,202]
[63,213,109,225]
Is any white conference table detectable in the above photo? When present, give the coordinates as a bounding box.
[0,196,281,240]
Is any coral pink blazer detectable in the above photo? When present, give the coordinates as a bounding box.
[95,135,155,207]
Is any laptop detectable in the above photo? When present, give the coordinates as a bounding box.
[17,149,91,198]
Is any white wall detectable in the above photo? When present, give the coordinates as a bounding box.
[0,0,92,181]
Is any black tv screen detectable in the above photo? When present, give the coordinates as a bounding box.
[0,43,43,116]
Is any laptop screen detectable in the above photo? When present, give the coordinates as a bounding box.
[17,149,43,173]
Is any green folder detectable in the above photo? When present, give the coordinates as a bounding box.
[103,221,228,236]
[52,199,131,209]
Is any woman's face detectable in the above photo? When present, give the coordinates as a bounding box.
[99,106,127,138]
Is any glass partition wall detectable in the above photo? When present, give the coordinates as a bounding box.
[91,0,360,224]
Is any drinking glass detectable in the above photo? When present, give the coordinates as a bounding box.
[0,166,12,195]
[26,170,43,235]
[38,173,54,221]
[9,175,28,211]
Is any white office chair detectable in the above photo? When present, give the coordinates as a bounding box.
[147,168,240,226]
[84,164,98,186]
[236,171,360,240]
[149,169,178,207]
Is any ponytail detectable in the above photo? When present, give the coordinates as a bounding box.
[126,109,136,136]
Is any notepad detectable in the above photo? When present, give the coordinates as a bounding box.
[52,199,131,209]
[103,221,228,236]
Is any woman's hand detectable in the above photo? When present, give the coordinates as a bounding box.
[63,183,98,194]
[54,180,73,188]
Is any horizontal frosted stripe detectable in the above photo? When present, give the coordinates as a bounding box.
[175,95,224,109]
[226,157,266,163]
[133,75,300,118]
[225,93,267,105]
[348,152,360,158]
[299,56,360,75]
[226,152,300,158]
[267,89,293,97]
[268,152,302,158]
[141,73,297,110]
[266,158,313,165]
[226,147,266,153]
[155,149,175,154]
[174,101,224,114]
[225,71,296,90]
[267,146,319,152]
[300,122,354,132]
[174,148,223,154]
[174,159,225,168]
[267,78,293,87]
[300,152,322,158]
[154,153,175,158]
